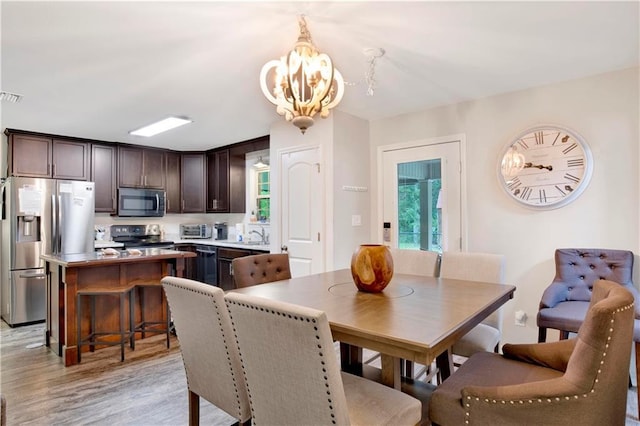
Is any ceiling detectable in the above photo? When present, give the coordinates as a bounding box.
[1,1,638,151]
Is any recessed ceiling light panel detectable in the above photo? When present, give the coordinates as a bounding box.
[129,116,193,137]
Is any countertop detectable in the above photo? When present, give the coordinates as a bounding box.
[172,238,271,252]
[92,239,270,252]
[41,248,196,267]
[94,240,125,249]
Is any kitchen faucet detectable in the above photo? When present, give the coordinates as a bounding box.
[249,226,268,244]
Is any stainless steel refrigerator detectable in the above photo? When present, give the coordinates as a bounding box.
[1,177,95,326]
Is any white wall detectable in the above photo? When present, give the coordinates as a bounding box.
[268,110,369,272]
[369,67,640,344]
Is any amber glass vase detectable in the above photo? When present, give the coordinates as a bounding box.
[350,244,394,293]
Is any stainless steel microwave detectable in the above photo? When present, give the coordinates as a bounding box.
[117,188,166,217]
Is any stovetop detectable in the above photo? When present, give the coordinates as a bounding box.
[110,224,173,248]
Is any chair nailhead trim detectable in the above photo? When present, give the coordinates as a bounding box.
[164,282,248,422]
[226,298,338,424]
[463,301,634,422]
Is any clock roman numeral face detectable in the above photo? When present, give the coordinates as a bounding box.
[499,126,592,209]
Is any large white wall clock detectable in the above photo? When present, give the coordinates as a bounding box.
[497,124,593,210]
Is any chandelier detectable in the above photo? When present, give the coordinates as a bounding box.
[500,146,526,179]
[259,15,344,134]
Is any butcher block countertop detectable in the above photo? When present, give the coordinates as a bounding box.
[41,248,196,268]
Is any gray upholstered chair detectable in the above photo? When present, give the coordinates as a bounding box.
[429,279,634,426]
[162,277,250,426]
[225,292,422,426]
[440,251,506,358]
[537,248,636,343]
[231,252,291,288]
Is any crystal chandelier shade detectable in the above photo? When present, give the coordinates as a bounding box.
[260,16,344,134]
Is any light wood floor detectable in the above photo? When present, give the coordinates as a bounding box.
[2,321,639,425]
[0,321,235,425]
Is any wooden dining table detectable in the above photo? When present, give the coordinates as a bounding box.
[228,268,516,390]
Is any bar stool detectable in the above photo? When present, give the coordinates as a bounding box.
[134,282,171,348]
[77,284,136,363]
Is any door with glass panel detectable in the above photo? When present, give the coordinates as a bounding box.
[381,141,462,252]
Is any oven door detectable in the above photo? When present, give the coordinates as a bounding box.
[117,188,166,217]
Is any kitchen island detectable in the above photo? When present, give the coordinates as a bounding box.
[41,248,196,366]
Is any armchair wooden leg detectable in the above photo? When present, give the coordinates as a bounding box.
[538,327,547,343]
[188,390,200,426]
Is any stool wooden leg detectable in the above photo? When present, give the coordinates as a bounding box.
[165,294,171,349]
[119,292,125,362]
[77,294,82,363]
[130,288,135,350]
[90,296,96,352]
[139,287,146,339]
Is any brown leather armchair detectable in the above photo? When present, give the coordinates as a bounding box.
[429,279,634,425]
[232,253,291,288]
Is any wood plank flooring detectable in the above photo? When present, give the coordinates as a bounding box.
[0,321,235,425]
[2,321,639,425]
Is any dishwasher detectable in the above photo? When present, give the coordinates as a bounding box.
[195,245,217,286]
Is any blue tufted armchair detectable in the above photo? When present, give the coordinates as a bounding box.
[537,248,637,343]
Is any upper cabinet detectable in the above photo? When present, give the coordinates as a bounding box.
[181,153,206,213]
[8,133,90,180]
[165,152,181,214]
[118,146,165,189]
[6,129,268,215]
[91,143,117,213]
[207,149,230,213]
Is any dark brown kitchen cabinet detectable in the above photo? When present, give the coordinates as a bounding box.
[118,146,165,189]
[91,143,117,213]
[181,153,206,213]
[207,149,229,213]
[8,134,89,180]
[165,152,181,213]
[229,146,247,213]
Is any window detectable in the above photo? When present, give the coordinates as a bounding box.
[256,170,270,222]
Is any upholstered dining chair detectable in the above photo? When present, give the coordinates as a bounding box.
[537,248,636,343]
[225,292,422,426]
[231,252,291,288]
[161,277,250,426]
[439,251,506,359]
[429,279,634,426]
[389,248,441,277]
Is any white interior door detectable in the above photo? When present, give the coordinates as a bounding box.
[381,141,462,252]
[280,146,324,277]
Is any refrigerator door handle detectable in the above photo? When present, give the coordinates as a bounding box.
[56,195,63,253]
[51,194,58,254]
[19,272,47,279]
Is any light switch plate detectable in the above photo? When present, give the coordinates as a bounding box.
[351,215,362,226]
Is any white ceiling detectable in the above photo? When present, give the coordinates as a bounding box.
[1,1,638,151]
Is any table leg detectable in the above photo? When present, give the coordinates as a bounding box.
[380,354,401,390]
[340,343,363,375]
[436,349,454,381]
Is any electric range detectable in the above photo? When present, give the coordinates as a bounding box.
[110,224,174,249]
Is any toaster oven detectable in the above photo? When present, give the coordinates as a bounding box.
[180,224,213,239]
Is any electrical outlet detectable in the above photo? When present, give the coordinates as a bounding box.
[351,215,362,226]
[514,310,527,327]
